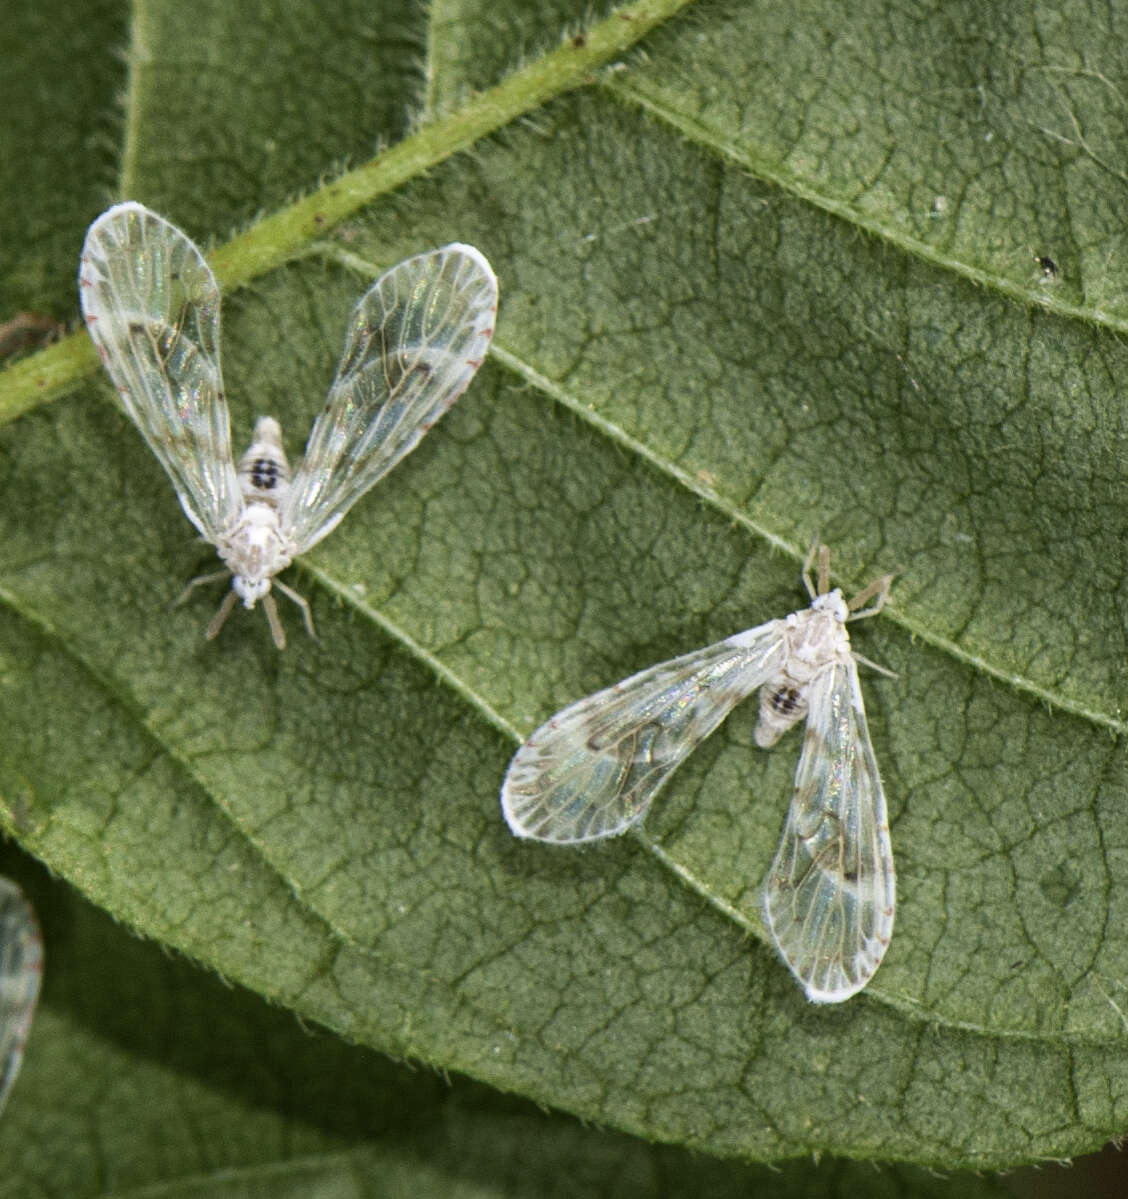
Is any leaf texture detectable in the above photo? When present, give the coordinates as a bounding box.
[1,0,1128,1190]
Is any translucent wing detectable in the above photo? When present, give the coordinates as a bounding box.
[282,244,497,552]
[763,658,895,1003]
[0,878,42,1115]
[79,202,240,541]
[502,623,789,843]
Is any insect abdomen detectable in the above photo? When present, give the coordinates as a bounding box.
[237,416,291,505]
[754,680,809,747]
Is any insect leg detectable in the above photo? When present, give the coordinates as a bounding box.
[204,590,240,641]
[260,593,287,650]
[274,579,318,642]
[846,572,895,619]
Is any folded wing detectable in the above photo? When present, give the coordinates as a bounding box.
[762,657,895,1002]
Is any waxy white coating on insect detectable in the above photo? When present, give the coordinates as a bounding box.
[0,877,42,1115]
[79,202,498,647]
[500,544,896,1003]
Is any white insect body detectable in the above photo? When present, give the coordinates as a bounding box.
[79,202,498,647]
[501,545,896,1003]
[0,877,42,1115]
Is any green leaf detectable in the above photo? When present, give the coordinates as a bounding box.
[5,847,1019,1199]
[1,0,1127,1188]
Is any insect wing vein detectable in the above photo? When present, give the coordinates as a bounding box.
[282,243,497,552]
[763,657,894,1002]
[502,623,788,843]
[0,878,41,1114]
[79,203,240,541]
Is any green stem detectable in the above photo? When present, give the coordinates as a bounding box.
[0,0,695,428]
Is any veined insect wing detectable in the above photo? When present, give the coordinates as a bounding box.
[281,243,498,555]
[501,624,788,843]
[78,202,241,544]
[0,878,42,1114]
[762,655,895,1002]
[759,546,896,1001]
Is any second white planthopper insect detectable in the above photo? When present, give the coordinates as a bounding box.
[79,202,497,647]
[501,545,897,1003]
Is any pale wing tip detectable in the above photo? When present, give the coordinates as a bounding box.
[499,789,628,844]
[499,796,545,841]
[434,243,498,291]
[84,201,158,241]
[800,970,876,1005]
[97,199,154,219]
[499,761,583,844]
[499,758,538,839]
[81,204,190,279]
[762,893,892,1004]
[500,745,639,845]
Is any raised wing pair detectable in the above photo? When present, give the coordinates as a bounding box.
[80,203,497,647]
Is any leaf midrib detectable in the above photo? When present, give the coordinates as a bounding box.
[605,73,1122,332]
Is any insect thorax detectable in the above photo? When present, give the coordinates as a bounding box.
[216,505,295,605]
[753,593,851,748]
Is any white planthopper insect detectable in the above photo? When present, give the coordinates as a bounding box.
[0,877,42,1115]
[501,544,897,1003]
[79,202,498,647]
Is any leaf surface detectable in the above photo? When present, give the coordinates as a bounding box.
[2,0,1127,1186]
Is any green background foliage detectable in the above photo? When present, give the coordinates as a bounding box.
[1,0,1127,1192]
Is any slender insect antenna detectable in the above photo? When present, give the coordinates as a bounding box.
[205,589,240,641]
[799,538,832,597]
[261,593,287,649]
